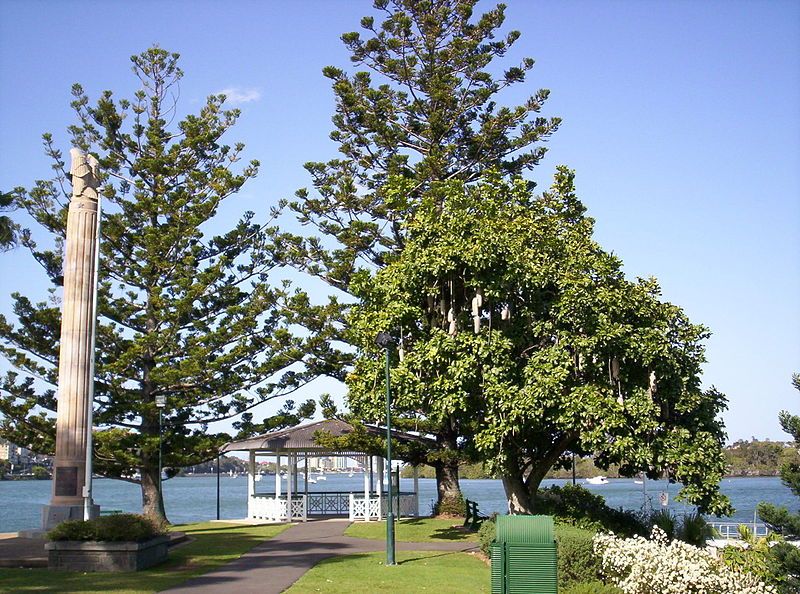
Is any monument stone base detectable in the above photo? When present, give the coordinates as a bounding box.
[42,504,100,530]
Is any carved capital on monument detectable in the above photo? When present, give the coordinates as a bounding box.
[69,148,100,202]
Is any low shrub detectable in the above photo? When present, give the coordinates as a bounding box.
[719,528,787,592]
[534,484,645,536]
[678,512,714,546]
[556,525,600,589]
[647,509,677,540]
[477,514,496,556]
[433,493,465,517]
[562,582,623,594]
[594,526,777,594]
[48,513,166,542]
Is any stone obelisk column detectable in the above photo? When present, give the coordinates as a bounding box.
[43,149,101,529]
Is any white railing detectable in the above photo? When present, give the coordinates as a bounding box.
[709,522,770,540]
[349,493,418,521]
[248,494,307,522]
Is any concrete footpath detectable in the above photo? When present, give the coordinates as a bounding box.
[163,519,478,594]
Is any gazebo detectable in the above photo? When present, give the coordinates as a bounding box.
[220,419,425,523]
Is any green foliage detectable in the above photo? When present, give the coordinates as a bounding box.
[477,514,496,556]
[678,512,714,547]
[725,439,800,476]
[47,513,166,542]
[758,502,800,537]
[770,542,800,594]
[279,0,560,506]
[0,47,324,521]
[30,465,49,479]
[755,374,800,591]
[534,485,644,536]
[344,170,731,517]
[434,493,466,517]
[719,530,786,591]
[562,582,623,594]
[0,191,18,251]
[556,525,601,589]
[648,509,678,540]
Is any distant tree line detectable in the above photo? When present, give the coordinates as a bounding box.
[403,439,800,480]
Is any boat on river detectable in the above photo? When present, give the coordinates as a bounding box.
[586,476,609,485]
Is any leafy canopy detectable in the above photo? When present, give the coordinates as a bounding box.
[346,168,732,515]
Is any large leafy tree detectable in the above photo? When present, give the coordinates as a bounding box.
[757,374,800,592]
[347,169,733,516]
[282,0,560,506]
[0,48,330,521]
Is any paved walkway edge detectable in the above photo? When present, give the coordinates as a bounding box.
[162,519,477,594]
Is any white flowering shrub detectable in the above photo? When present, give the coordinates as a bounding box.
[593,526,776,594]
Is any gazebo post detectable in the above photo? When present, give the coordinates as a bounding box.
[304,453,308,498]
[369,456,374,493]
[293,453,298,494]
[286,452,293,522]
[376,456,384,520]
[413,464,419,517]
[275,454,281,496]
[363,457,370,522]
[247,451,255,518]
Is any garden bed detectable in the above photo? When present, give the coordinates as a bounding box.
[45,534,169,572]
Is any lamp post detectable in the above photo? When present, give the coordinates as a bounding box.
[375,331,396,566]
[155,394,166,498]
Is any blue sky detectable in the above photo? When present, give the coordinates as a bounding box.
[0,0,798,443]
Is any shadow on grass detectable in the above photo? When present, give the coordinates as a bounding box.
[398,551,460,565]
[429,526,473,541]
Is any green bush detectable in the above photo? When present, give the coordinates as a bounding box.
[678,512,714,546]
[47,513,165,542]
[534,484,645,536]
[477,514,497,556]
[31,465,50,479]
[433,493,465,517]
[561,582,623,594]
[555,525,600,589]
[648,509,677,540]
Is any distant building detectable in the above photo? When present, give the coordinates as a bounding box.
[0,439,12,461]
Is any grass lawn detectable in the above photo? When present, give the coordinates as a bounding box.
[0,521,290,594]
[286,550,489,593]
[344,518,478,542]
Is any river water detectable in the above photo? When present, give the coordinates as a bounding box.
[0,475,795,533]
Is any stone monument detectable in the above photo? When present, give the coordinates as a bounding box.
[42,148,101,529]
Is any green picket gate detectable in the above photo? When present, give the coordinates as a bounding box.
[490,515,558,594]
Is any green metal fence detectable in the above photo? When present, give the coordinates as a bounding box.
[490,515,558,594]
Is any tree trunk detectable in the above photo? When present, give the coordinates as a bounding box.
[502,471,534,514]
[432,420,463,514]
[140,466,168,523]
[434,459,461,504]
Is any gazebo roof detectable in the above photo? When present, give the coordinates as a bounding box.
[219,418,434,456]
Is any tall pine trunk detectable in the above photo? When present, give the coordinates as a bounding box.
[140,466,167,523]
